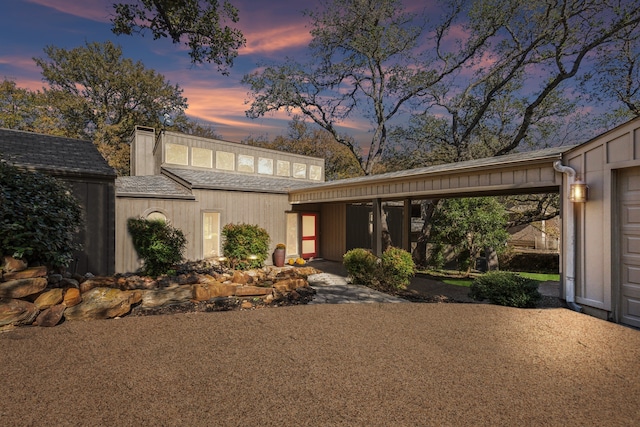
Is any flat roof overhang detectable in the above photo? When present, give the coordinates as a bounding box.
[289,146,574,204]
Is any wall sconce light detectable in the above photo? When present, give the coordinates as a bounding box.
[569,178,589,203]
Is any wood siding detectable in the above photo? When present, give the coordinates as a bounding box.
[561,117,640,319]
[320,203,346,262]
[290,162,560,204]
[116,191,293,273]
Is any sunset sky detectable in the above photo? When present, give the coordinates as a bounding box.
[0,0,358,142]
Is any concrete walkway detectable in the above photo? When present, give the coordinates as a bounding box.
[306,259,561,304]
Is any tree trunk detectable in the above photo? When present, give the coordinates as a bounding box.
[412,199,439,266]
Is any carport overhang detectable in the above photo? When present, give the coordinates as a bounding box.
[288,145,575,257]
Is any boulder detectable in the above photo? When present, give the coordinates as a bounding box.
[2,266,47,281]
[64,287,138,321]
[235,286,273,297]
[207,282,239,298]
[139,286,194,309]
[231,271,248,285]
[241,300,254,309]
[79,277,115,293]
[63,288,82,307]
[34,288,64,310]
[33,304,66,327]
[192,284,210,301]
[273,278,307,293]
[0,298,39,326]
[2,256,28,273]
[0,278,48,299]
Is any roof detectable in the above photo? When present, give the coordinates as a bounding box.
[0,128,116,179]
[163,167,318,194]
[115,175,195,199]
[291,145,574,192]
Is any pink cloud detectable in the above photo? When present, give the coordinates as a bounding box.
[241,23,311,55]
[25,0,112,22]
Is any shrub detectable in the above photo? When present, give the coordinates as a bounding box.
[0,161,83,268]
[380,247,416,290]
[222,223,270,269]
[127,217,187,277]
[344,247,415,291]
[469,271,541,308]
[343,248,378,287]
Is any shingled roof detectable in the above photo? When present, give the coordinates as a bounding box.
[116,175,195,199]
[0,128,116,178]
[163,167,319,194]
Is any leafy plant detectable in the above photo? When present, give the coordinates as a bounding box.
[222,223,270,269]
[343,248,379,287]
[379,247,416,290]
[343,247,415,291]
[0,161,83,268]
[469,271,541,308]
[127,217,186,277]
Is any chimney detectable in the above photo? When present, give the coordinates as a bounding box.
[130,126,156,176]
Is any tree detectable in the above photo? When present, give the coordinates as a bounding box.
[244,117,364,180]
[0,160,83,269]
[428,197,509,276]
[244,0,640,170]
[33,41,189,175]
[0,79,66,135]
[111,0,245,73]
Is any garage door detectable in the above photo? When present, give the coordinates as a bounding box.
[619,167,640,328]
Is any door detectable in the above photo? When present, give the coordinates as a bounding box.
[301,213,318,259]
[202,212,221,259]
[619,167,640,328]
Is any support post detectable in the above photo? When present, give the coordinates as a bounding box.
[403,198,412,253]
[372,198,383,257]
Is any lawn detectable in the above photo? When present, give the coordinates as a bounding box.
[420,270,560,288]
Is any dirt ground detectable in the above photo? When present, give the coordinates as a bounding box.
[2,302,640,426]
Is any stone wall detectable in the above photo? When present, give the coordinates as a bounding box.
[0,256,318,329]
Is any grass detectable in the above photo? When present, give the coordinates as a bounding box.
[419,269,559,288]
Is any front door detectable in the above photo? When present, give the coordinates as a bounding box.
[619,167,640,328]
[301,213,318,259]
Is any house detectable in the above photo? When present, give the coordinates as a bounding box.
[0,128,117,276]
[115,126,325,273]
[288,116,640,328]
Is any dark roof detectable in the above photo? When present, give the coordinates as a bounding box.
[0,128,116,178]
[164,167,318,194]
[116,175,195,199]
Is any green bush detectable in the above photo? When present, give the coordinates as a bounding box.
[0,161,83,268]
[222,223,270,269]
[469,271,541,308]
[380,247,416,290]
[127,217,187,277]
[343,247,416,291]
[343,248,379,287]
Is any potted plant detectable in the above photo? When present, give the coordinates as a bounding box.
[273,243,286,267]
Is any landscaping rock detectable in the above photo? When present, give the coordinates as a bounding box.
[2,266,47,281]
[192,284,210,301]
[273,278,307,293]
[63,288,82,307]
[232,271,248,285]
[207,282,239,298]
[2,256,28,273]
[235,286,273,297]
[34,288,64,310]
[139,286,193,309]
[0,278,48,299]
[64,287,138,321]
[79,277,115,293]
[33,304,66,327]
[0,298,39,326]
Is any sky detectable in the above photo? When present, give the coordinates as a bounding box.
[0,0,343,143]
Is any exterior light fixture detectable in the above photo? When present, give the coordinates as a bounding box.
[247,254,258,260]
[569,178,588,203]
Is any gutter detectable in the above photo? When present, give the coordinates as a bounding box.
[553,161,583,312]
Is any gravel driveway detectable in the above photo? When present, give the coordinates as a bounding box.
[2,303,639,426]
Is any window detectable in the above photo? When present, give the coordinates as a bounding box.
[293,163,307,179]
[146,211,166,222]
[202,212,221,258]
[192,147,213,168]
[165,143,188,165]
[216,151,235,171]
[258,157,273,175]
[286,213,299,256]
[277,160,291,177]
[238,154,255,173]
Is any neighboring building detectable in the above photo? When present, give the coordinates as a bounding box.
[115,126,325,273]
[0,128,117,276]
